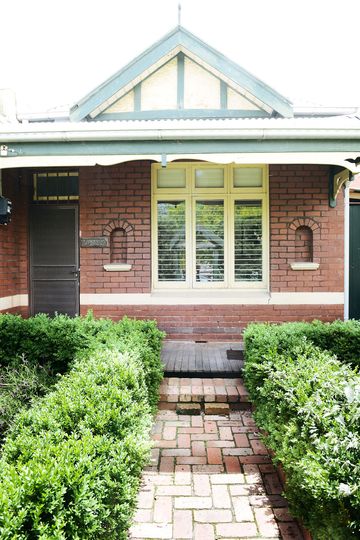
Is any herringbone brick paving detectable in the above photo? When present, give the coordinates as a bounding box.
[129,378,304,540]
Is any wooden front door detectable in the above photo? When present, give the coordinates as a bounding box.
[30,205,79,316]
[350,202,360,319]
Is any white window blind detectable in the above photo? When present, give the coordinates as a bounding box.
[234,200,262,282]
[157,201,186,281]
[195,200,224,282]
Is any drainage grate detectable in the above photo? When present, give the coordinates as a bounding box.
[226,349,243,360]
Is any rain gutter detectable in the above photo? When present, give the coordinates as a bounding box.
[1,125,360,143]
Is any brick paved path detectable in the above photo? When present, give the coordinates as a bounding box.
[129,378,304,540]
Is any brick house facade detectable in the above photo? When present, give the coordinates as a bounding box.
[0,26,359,338]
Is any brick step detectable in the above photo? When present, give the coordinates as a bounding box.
[176,402,232,415]
[159,377,251,410]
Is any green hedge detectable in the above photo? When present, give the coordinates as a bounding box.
[244,323,360,540]
[0,314,164,440]
[0,313,165,539]
[244,319,360,369]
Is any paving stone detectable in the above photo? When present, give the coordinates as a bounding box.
[173,510,193,538]
[204,402,230,415]
[192,440,206,457]
[194,509,233,523]
[194,523,215,540]
[175,496,213,509]
[216,522,258,537]
[254,507,280,537]
[193,474,211,496]
[212,484,231,508]
[233,496,255,521]
[224,456,242,473]
[207,447,222,465]
[130,523,173,538]
[154,496,172,523]
[130,374,305,540]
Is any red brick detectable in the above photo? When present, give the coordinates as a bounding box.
[224,456,241,473]
[207,447,222,465]
[192,441,206,457]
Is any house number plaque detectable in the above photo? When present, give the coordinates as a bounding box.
[80,237,109,248]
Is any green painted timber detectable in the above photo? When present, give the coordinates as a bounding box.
[134,84,141,112]
[220,81,228,109]
[177,52,184,109]
[97,109,269,120]
[1,139,360,158]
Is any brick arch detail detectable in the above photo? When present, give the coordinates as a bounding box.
[287,217,320,264]
[102,218,135,238]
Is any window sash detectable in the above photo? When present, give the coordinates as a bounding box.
[152,164,268,290]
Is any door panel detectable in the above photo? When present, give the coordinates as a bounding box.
[349,204,360,319]
[30,206,79,316]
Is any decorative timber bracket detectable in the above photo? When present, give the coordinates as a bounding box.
[329,166,351,208]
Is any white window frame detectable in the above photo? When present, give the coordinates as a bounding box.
[151,163,269,291]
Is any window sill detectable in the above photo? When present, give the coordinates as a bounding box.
[290,262,319,271]
[103,264,132,272]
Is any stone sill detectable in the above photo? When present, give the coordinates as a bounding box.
[103,264,132,272]
[290,262,319,271]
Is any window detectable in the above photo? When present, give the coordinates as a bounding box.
[152,163,268,289]
[33,171,79,201]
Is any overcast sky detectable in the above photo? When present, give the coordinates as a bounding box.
[1,0,360,113]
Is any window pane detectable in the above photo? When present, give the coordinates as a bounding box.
[234,201,262,281]
[233,167,262,188]
[157,201,186,281]
[196,200,224,282]
[34,172,79,201]
[195,168,224,188]
[157,168,186,188]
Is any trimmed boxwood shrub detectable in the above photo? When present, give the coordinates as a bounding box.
[0,313,165,538]
[0,314,164,441]
[244,323,360,540]
[244,319,360,370]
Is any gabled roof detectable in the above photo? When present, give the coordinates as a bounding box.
[70,26,293,122]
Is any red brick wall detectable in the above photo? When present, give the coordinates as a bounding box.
[79,161,152,294]
[81,304,343,341]
[0,169,28,312]
[78,162,344,338]
[270,164,344,292]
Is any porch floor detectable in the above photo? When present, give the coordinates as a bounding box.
[161,341,244,377]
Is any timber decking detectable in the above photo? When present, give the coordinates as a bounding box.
[161,341,244,377]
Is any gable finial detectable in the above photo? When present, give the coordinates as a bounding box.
[178,2,182,26]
